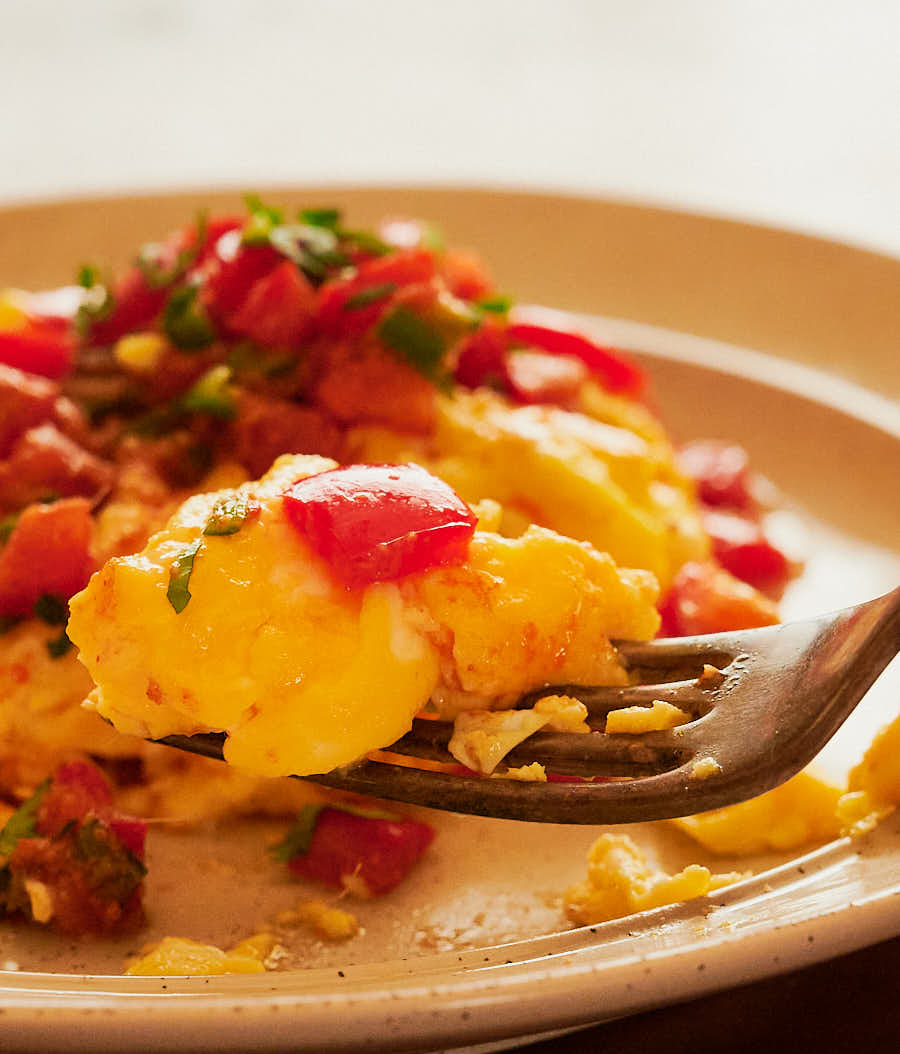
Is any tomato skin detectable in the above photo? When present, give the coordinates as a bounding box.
[658,560,779,637]
[282,463,477,590]
[506,323,645,397]
[454,324,511,391]
[200,231,282,325]
[287,807,435,895]
[316,249,437,337]
[702,510,791,594]
[0,498,94,616]
[0,323,74,379]
[227,260,317,348]
[678,440,755,511]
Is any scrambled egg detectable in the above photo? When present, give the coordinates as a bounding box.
[68,454,659,780]
[125,934,277,976]
[349,389,708,589]
[564,833,746,925]
[837,712,900,836]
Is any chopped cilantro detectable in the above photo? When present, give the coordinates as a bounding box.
[73,819,147,902]
[204,494,254,536]
[162,284,216,350]
[46,628,73,659]
[33,594,68,626]
[244,193,284,226]
[268,223,347,284]
[343,282,397,310]
[74,266,115,337]
[77,264,100,289]
[0,780,50,857]
[0,512,20,545]
[271,802,397,862]
[166,538,203,614]
[180,365,236,419]
[338,228,391,257]
[299,207,341,229]
[477,295,513,315]
[377,305,448,387]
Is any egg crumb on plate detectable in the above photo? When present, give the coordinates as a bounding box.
[564,833,746,926]
[125,934,276,976]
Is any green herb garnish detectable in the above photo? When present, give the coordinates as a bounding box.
[343,282,397,310]
[203,494,254,536]
[244,193,284,225]
[74,265,115,337]
[338,228,391,257]
[476,295,513,315]
[136,211,208,289]
[0,780,50,858]
[33,594,68,626]
[162,284,216,350]
[0,512,20,546]
[299,207,341,229]
[268,223,347,284]
[180,365,236,418]
[72,819,147,902]
[46,629,73,659]
[166,538,203,614]
[376,305,448,387]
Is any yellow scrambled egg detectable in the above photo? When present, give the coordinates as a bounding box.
[68,453,659,780]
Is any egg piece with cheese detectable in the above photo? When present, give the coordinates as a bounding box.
[68,454,659,780]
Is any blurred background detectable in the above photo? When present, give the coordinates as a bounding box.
[1,0,897,255]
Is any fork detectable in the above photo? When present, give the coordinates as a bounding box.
[159,586,900,825]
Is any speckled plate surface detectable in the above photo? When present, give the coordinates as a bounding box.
[0,188,898,1053]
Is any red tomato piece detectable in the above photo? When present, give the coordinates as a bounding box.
[506,349,589,405]
[454,324,511,391]
[200,230,282,324]
[89,266,168,346]
[0,322,74,379]
[227,260,317,348]
[437,249,492,301]
[658,560,779,637]
[678,440,755,511]
[287,807,435,896]
[0,498,94,616]
[506,323,645,397]
[702,510,792,594]
[316,249,437,337]
[282,463,477,589]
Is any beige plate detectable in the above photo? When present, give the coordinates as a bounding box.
[0,188,898,1053]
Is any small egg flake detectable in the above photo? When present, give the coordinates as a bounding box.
[696,664,726,688]
[690,756,722,781]
[294,899,360,941]
[494,762,547,782]
[533,694,590,733]
[605,699,690,734]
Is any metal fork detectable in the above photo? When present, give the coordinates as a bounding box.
[159,587,900,825]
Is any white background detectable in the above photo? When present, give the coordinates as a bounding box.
[1,0,898,255]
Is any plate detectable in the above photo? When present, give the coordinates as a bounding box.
[0,188,898,1053]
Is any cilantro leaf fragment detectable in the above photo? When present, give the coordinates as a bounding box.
[162,285,216,350]
[46,629,73,659]
[299,207,341,229]
[376,306,448,387]
[343,282,397,310]
[33,593,68,626]
[244,193,284,226]
[203,494,254,536]
[338,228,391,257]
[74,265,115,337]
[136,211,207,290]
[166,538,203,614]
[180,365,236,419]
[268,224,347,285]
[476,295,512,315]
[0,780,50,858]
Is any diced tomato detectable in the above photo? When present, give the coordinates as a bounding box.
[506,350,589,405]
[227,260,317,349]
[678,440,755,511]
[506,323,645,397]
[0,321,74,379]
[658,560,779,637]
[702,510,792,594]
[437,249,492,301]
[316,249,437,337]
[0,423,114,511]
[0,364,60,456]
[89,266,168,346]
[0,498,94,616]
[282,463,477,590]
[287,806,435,896]
[454,323,511,391]
[200,230,282,324]
[230,391,343,477]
